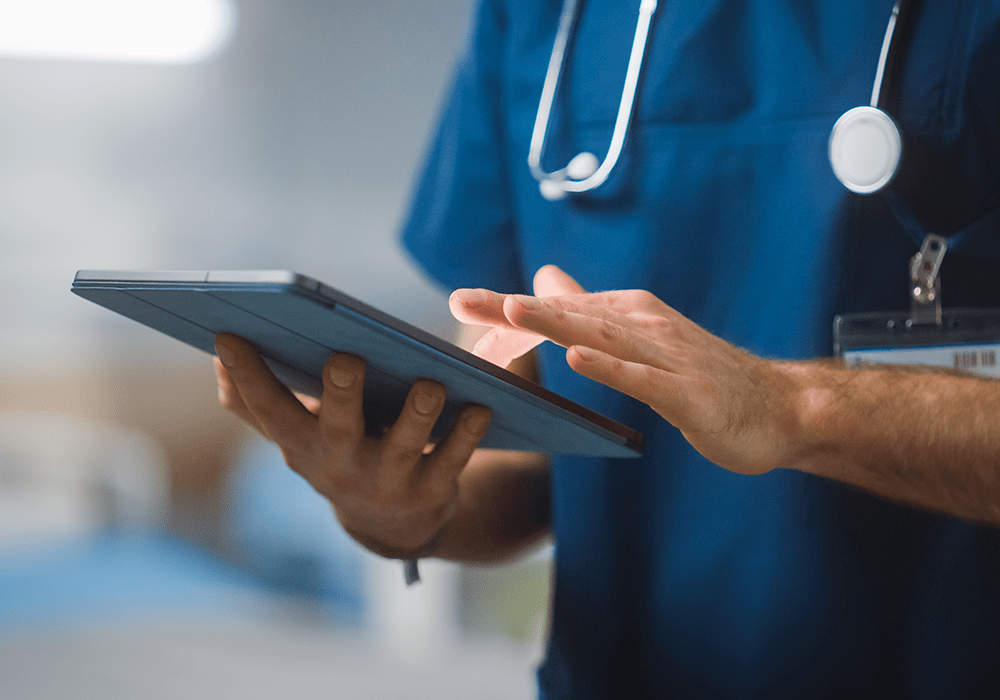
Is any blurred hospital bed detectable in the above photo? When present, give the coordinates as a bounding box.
[0,390,543,700]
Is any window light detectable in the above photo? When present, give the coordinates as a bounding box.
[0,0,235,64]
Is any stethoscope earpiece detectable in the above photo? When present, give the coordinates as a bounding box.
[540,178,569,201]
[539,152,601,200]
[829,106,902,194]
[566,152,600,181]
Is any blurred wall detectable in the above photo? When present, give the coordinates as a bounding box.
[0,0,472,541]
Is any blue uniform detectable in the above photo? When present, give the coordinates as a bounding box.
[402,0,1000,696]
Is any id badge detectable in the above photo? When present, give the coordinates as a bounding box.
[833,234,1000,378]
[834,309,1000,378]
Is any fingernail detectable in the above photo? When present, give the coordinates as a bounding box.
[465,408,491,435]
[414,389,442,415]
[327,364,357,389]
[573,346,600,361]
[459,289,490,307]
[215,340,236,368]
[513,295,542,310]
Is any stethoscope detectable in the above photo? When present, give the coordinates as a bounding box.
[529,0,907,200]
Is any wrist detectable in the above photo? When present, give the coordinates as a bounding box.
[770,358,844,472]
[332,499,458,562]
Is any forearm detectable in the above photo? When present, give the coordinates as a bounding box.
[430,448,551,563]
[781,359,1000,524]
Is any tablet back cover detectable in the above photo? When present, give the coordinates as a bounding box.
[72,270,643,458]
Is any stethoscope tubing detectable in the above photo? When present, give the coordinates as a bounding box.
[531,0,907,198]
[871,0,902,108]
[529,0,658,195]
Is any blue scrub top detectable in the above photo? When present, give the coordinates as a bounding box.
[403,0,1000,697]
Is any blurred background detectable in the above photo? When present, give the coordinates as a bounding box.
[0,1,550,698]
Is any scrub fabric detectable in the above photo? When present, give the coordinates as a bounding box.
[403,0,1000,697]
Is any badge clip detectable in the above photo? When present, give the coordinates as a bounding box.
[909,234,947,327]
[834,233,1000,377]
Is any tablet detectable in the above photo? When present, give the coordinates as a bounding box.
[72,270,643,458]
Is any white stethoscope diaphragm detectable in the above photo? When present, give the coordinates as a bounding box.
[829,0,904,194]
[829,105,902,194]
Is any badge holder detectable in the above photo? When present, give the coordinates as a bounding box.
[833,235,1000,377]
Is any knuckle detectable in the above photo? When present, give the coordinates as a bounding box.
[598,319,623,343]
[635,289,659,308]
[318,465,364,502]
[249,401,289,429]
[390,444,428,469]
[319,414,363,447]
[645,313,674,335]
[380,435,430,472]
[540,298,569,319]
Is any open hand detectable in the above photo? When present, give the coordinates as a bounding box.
[450,267,799,475]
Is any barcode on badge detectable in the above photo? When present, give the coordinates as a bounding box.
[954,350,998,371]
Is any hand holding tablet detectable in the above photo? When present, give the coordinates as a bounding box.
[72,270,643,458]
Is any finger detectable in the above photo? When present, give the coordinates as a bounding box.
[214,356,271,438]
[449,288,517,328]
[536,287,669,318]
[424,404,491,484]
[473,326,545,367]
[532,264,586,296]
[317,353,367,452]
[452,268,589,366]
[566,345,688,424]
[450,266,588,328]
[380,379,447,475]
[215,334,317,450]
[502,294,665,368]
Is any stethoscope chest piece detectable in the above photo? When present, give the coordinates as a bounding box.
[828,105,902,194]
[827,0,907,195]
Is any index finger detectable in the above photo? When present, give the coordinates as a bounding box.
[456,265,586,328]
[449,288,514,327]
[450,264,589,327]
[501,295,667,369]
[215,334,318,450]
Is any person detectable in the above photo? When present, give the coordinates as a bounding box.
[214,0,1000,696]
